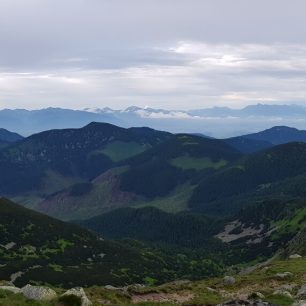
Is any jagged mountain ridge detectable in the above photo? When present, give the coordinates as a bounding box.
[1,104,306,137]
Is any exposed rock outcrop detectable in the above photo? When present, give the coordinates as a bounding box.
[297,285,306,299]
[62,287,92,306]
[289,254,302,259]
[272,289,292,298]
[21,284,57,301]
[223,276,236,285]
[292,301,306,306]
[274,272,293,280]
[217,300,276,306]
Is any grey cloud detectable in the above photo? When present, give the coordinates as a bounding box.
[1,0,306,109]
[1,0,306,68]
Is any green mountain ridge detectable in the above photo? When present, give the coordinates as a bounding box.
[0,122,170,196]
[190,142,306,215]
[1,201,306,305]
[78,206,223,248]
[118,134,241,199]
[2,123,306,306]
[78,198,306,268]
[1,123,306,224]
[0,198,231,288]
[3,123,306,222]
[29,132,242,220]
[0,128,23,143]
[224,126,306,154]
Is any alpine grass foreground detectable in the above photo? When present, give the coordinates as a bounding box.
[1,257,306,305]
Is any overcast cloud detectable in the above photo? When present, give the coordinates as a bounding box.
[1,0,306,110]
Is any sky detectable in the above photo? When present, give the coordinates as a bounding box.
[1,0,306,110]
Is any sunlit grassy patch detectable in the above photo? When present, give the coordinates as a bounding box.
[171,155,227,170]
[102,141,150,162]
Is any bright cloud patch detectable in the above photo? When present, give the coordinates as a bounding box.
[1,42,306,110]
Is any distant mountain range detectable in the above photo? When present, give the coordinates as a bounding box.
[1,104,306,137]
[188,104,306,118]
[87,104,306,118]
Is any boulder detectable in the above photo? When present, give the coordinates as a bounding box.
[217,300,275,306]
[105,285,120,290]
[62,287,92,306]
[292,301,306,306]
[1,242,16,250]
[274,272,293,280]
[279,284,297,292]
[0,286,21,294]
[261,267,269,273]
[289,254,302,259]
[297,285,306,299]
[273,289,292,298]
[223,276,236,285]
[21,284,57,301]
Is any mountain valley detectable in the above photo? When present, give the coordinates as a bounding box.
[1,122,306,305]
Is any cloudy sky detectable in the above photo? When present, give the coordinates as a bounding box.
[1,0,306,110]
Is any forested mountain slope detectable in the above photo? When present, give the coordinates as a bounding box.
[190,142,306,215]
[36,133,242,219]
[225,126,306,153]
[0,122,170,197]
